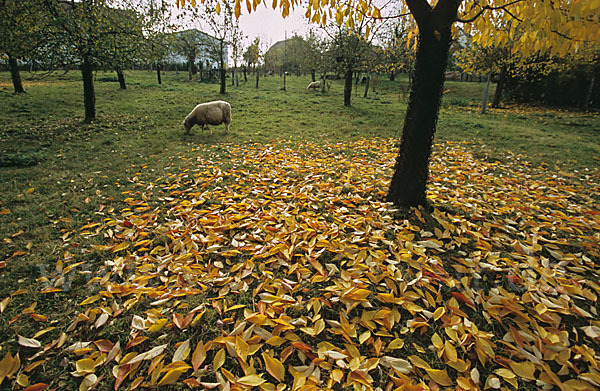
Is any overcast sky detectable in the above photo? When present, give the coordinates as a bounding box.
[171,2,314,48]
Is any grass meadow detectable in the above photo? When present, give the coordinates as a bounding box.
[0,70,599,390]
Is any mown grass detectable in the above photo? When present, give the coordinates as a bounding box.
[0,70,598,389]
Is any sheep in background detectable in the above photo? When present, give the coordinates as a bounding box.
[307,81,321,90]
[183,100,231,134]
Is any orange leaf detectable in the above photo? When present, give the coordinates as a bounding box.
[23,384,49,391]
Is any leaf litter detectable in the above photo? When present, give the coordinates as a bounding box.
[1,138,599,391]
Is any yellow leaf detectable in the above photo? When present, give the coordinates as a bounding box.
[112,242,130,252]
[0,297,10,313]
[508,361,536,380]
[192,341,207,371]
[172,339,191,363]
[75,358,95,374]
[235,336,249,362]
[216,2,221,14]
[262,352,285,382]
[426,368,453,386]
[444,340,457,362]
[237,374,266,386]
[17,373,29,387]
[79,374,97,391]
[80,295,101,306]
[157,369,185,386]
[213,348,225,370]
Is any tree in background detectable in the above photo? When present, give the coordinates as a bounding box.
[173,29,203,80]
[181,0,238,94]
[243,37,260,75]
[42,0,158,122]
[0,0,53,93]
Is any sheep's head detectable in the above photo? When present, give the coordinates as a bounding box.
[183,118,193,133]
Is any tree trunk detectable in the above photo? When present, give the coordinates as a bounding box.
[188,61,193,81]
[8,55,25,94]
[492,66,506,108]
[256,69,259,88]
[389,70,396,81]
[283,71,286,91]
[386,17,454,207]
[220,66,226,94]
[243,67,247,82]
[80,58,96,123]
[117,68,126,90]
[364,74,370,98]
[344,62,353,107]
[231,68,235,86]
[583,74,595,111]
[236,72,239,87]
[480,72,491,114]
[311,69,316,82]
[156,63,162,85]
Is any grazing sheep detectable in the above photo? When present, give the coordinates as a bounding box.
[307,81,321,90]
[183,100,231,134]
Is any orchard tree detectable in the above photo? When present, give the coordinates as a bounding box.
[1,0,53,93]
[180,0,239,94]
[179,0,600,207]
[43,0,157,122]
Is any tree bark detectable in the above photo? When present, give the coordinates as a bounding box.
[492,65,505,108]
[80,57,96,123]
[188,60,193,81]
[283,70,286,91]
[583,74,595,111]
[117,68,126,90]
[364,74,370,98]
[256,68,259,88]
[8,55,25,94]
[156,63,162,85]
[389,70,396,81]
[387,0,458,207]
[231,68,235,86]
[311,69,316,82]
[480,72,491,114]
[344,62,353,107]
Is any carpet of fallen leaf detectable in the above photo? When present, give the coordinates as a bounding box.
[2,138,600,391]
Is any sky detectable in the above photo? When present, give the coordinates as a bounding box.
[235,5,313,46]
[170,2,314,48]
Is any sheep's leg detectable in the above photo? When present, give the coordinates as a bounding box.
[225,123,229,133]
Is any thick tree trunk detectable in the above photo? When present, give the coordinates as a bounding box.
[492,66,506,108]
[157,64,162,85]
[583,74,595,111]
[364,74,370,98]
[311,69,316,82]
[386,20,453,207]
[188,61,193,81]
[8,55,25,94]
[389,70,396,81]
[480,72,491,114]
[117,68,126,90]
[344,63,353,107]
[80,58,96,123]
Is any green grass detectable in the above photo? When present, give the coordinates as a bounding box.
[0,70,598,389]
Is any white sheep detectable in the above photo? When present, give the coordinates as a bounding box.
[183,100,231,134]
[307,81,321,90]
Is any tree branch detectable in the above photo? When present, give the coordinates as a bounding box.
[456,0,524,23]
[405,0,432,27]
